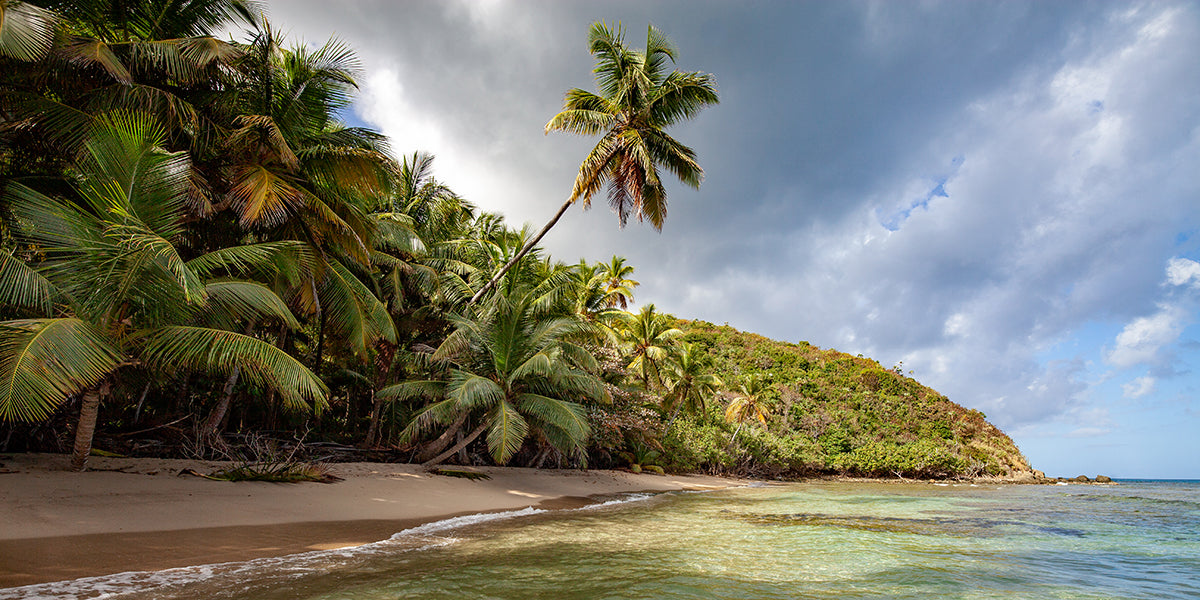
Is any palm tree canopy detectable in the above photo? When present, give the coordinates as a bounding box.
[725,375,773,427]
[382,284,607,464]
[664,341,722,416]
[467,22,716,305]
[615,303,683,389]
[599,255,639,309]
[0,112,326,422]
[545,22,718,230]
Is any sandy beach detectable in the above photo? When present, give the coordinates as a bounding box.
[0,453,741,588]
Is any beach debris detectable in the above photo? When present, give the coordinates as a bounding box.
[177,467,222,480]
[431,468,492,481]
[177,463,343,483]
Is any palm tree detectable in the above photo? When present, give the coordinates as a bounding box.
[378,283,607,466]
[663,342,722,428]
[599,255,639,309]
[615,303,683,390]
[469,21,718,304]
[219,24,391,261]
[0,113,325,470]
[724,375,773,445]
[1,0,258,164]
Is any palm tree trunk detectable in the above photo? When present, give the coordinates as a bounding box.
[456,427,469,464]
[664,402,684,432]
[726,423,744,452]
[468,197,574,304]
[363,342,398,448]
[421,419,488,468]
[200,365,242,437]
[132,381,152,424]
[70,379,112,471]
[414,411,469,463]
[312,308,326,377]
[363,396,385,448]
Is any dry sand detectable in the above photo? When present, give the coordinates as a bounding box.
[0,453,742,587]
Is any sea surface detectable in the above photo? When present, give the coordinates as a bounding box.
[5,480,1198,599]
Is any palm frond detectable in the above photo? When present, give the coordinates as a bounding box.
[486,400,528,464]
[447,369,504,410]
[139,326,327,413]
[587,21,629,100]
[510,351,555,382]
[376,379,446,401]
[186,241,311,279]
[1,91,95,152]
[516,393,589,440]
[194,280,300,330]
[178,35,243,68]
[0,318,122,422]
[59,36,132,83]
[319,258,397,358]
[649,70,719,127]
[643,24,678,84]
[0,0,56,61]
[0,252,55,315]
[397,396,459,443]
[644,128,703,189]
[226,165,306,227]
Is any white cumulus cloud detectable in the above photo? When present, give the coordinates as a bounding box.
[1166,257,1200,288]
[1122,376,1157,399]
[1107,305,1187,368]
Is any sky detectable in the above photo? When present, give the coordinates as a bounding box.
[263,1,1200,479]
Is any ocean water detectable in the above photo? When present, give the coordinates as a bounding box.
[5,480,1198,599]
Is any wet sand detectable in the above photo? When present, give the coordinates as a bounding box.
[0,454,739,587]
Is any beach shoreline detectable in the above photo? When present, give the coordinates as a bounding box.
[0,453,742,588]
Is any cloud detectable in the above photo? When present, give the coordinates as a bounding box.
[1107,305,1188,368]
[1106,256,1200,371]
[1122,376,1157,399]
[1166,258,1200,288]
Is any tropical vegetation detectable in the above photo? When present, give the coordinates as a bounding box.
[0,1,1031,480]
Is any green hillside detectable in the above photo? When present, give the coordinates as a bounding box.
[637,320,1034,479]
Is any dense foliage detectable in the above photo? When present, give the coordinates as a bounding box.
[653,321,1033,479]
[0,1,1031,480]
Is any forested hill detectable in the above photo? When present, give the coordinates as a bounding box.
[656,320,1035,479]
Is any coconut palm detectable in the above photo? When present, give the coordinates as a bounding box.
[663,342,722,428]
[378,283,607,466]
[219,24,391,261]
[469,21,718,303]
[0,113,325,470]
[598,255,639,309]
[615,303,683,390]
[724,375,773,444]
[1,0,258,164]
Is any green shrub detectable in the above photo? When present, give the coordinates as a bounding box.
[662,420,735,471]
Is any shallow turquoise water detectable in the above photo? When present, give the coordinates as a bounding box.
[7,480,1199,599]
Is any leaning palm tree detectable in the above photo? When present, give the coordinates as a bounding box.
[724,375,773,445]
[0,113,326,470]
[378,283,607,466]
[469,21,718,303]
